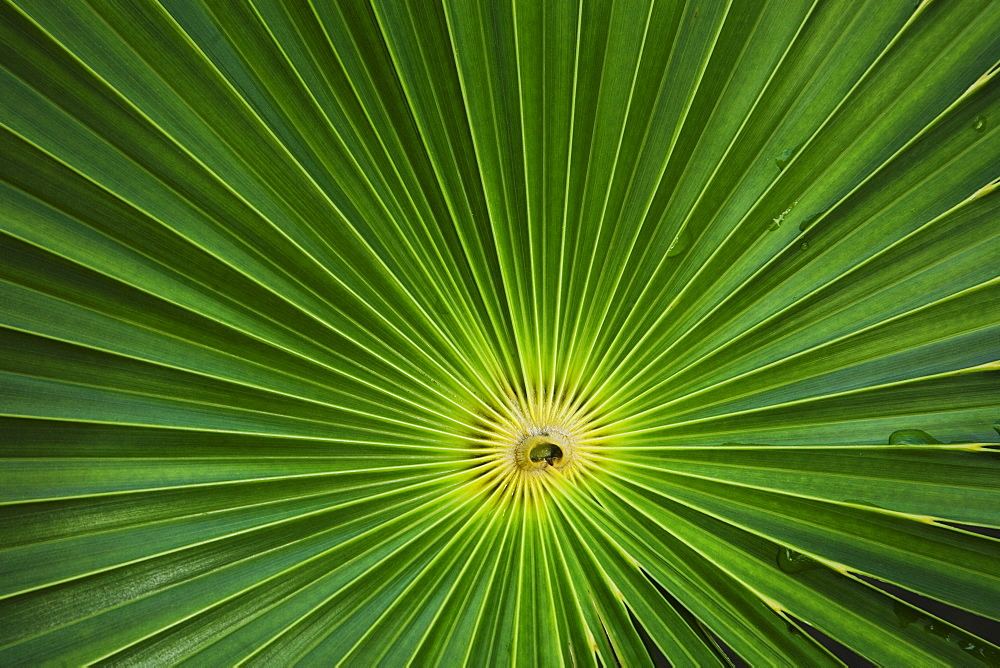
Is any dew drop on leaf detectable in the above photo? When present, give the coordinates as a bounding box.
[972,115,987,132]
[769,203,796,231]
[665,227,690,257]
[776,547,822,573]
[774,142,803,169]
[888,429,942,445]
[799,208,827,231]
[785,621,803,636]
[893,600,924,628]
[895,601,1000,663]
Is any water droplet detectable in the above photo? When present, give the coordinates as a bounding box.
[894,600,924,628]
[947,630,966,645]
[800,242,809,250]
[798,207,827,231]
[977,643,1000,664]
[972,115,987,132]
[895,600,1000,662]
[769,203,796,231]
[785,621,803,636]
[776,547,822,573]
[666,227,690,257]
[774,142,803,169]
[888,429,942,445]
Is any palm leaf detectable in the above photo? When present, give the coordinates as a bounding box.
[2,0,998,664]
